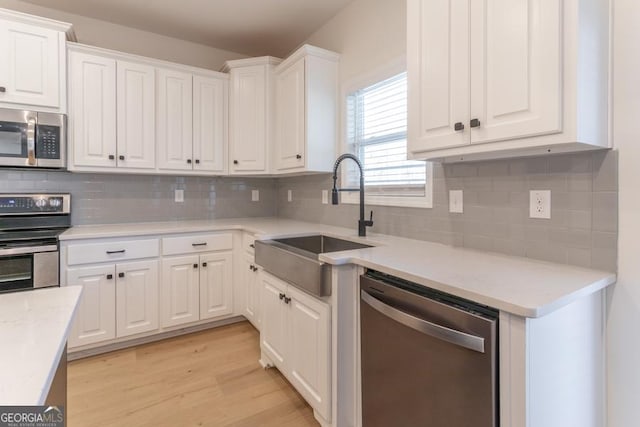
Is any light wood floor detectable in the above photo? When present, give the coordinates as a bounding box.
[68,322,320,427]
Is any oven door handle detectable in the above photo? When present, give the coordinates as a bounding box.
[27,117,37,166]
[361,290,485,353]
[0,245,58,256]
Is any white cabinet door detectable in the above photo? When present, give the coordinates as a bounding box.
[0,21,61,108]
[193,75,227,174]
[157,68,193,170]
[68,50,117,168]
[275,58,305,171]
[288,285,331,419]
[407,0,470,153]
[116,61,155,169]
[116,259,159,337]
[199,251,233,320]
[228,65,267,173]
[469,0,562,144]
[66,265,116,348]
[244,253,260,329]
[260,273,288,369]
[161,255,200,328]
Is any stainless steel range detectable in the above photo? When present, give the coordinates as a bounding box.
[0,193,70,293]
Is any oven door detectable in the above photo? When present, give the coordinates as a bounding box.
[0,248,59,293]
[0,109,35,167]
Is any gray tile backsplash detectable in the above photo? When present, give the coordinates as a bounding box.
[0,171,277,225]
[277,151,619,272]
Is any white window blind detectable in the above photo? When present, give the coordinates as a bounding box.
[346,72,426,197]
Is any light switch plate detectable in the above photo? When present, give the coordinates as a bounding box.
[287,190,292,202]
[449,190,463,213]
[322,190,328,204]
[174,189,184,203]
[251,190,259,202]
[529,190,551,219]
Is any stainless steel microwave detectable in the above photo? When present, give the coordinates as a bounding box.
[0,108,66,169]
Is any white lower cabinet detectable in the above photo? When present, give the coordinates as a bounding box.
[200,251,233,320]
[115,260,159,338]
[67,264,116,348]
[67,259,159,347]
[161,255,200,328]
[260,271,331,420]
[244,252,261,330]
[161,251,233,328]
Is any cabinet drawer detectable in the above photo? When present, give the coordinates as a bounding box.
[67,239,160,266]
[243,233,256,254]
[162,233,233,256]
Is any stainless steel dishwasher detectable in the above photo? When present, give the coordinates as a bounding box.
[360,270,499,427]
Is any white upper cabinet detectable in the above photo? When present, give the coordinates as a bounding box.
[68,43,228,175]
[407,0,610,162]
[116,60,156,169]
[157,68,193,171]
[225,57,281,175]
[274,45,339,173]
[0,10,71,112]
[68,49,117,169]
[193,74,228,174]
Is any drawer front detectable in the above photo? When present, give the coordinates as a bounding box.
[162,233,233,256]
[243,233,256,254]
[67,239,160,266]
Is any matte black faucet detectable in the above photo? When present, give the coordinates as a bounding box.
[331,153,373,237]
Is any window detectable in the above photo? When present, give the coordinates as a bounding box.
[343,70,432,208]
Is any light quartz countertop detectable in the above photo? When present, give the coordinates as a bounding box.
[60,218,616,318]
[0,286,82,405]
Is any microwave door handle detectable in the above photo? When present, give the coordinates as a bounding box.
[27,117,36,166]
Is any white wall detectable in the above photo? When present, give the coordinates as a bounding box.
[608,1,640,426]
[303,0,406,84]
[0,0,246,69]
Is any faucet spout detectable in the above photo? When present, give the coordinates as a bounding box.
[331,153,374,237]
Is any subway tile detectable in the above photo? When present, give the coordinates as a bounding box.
[567,248,593,268]
[593,150,618,192]
[591,248,617,272]
[477,161,510,177]
[525,241,568,264]
[592,192,618,232]
[510,157,548,175]
[592,231,617,249]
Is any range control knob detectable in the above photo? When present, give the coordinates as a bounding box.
[34,198,47,208]
[49,198,62,208]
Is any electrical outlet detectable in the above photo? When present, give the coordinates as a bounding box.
[251,190,259,202]
[287,190,292,202]
[322,190,328,204]
[174,189,184,203]
[529,190,551,219]
[449,190,463,213]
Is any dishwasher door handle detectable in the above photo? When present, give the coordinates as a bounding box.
[361,290,485,353]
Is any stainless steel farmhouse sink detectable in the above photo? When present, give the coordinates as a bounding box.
[254,235,373,297]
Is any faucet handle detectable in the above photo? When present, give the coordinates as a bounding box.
[366,210,374,226]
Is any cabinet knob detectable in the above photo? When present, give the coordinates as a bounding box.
[454,122,464,131]
[193,263,198,269]
[202,262,207,267]
[279,293,285,300]
[195,159,200,164]
[284,296,291,304]
[118,272,125,278]
[119,155,125,161]
[233,160,239,165]
[0,87,5,93]
[108,155,115,160]
[249,244,255,249]
[470,118,481,128]
[106,274,113,280]
[296,154,302,160]
[187,159,192,164]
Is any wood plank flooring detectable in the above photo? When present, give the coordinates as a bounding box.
[67,322,320,427]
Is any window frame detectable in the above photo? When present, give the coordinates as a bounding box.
[338,57,433,209]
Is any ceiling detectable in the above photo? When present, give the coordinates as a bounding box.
[19,0,354,57]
